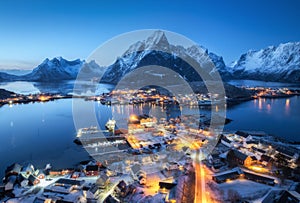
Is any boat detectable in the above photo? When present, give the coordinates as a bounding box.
[106,119,116,132]
[76,126,98,138]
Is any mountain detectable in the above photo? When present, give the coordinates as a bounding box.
[101,30,227,84]
[230,42,300,83]
[0,69,31,76]
[0,89,15,100]
[2,31,298,84]
[0,72,19,81]
[0,57,104,82]
[22,57,84,81]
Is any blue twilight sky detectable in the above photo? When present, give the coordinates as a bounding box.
[0,0,300,69]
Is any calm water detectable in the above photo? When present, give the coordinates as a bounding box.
[225,96,300,142]
[0,99,90,178]
[0,81,114,95]
[228,79,300,88]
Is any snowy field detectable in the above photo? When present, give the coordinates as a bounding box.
[217,179,272,201]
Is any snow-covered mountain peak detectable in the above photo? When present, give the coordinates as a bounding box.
[145,30,170,49]
[102,30,228,84]
[123,30,171,56]
[22,57,84,81]
[230,41,300,82]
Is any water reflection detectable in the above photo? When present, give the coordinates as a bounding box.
[0,81,40,94]
[255,97,292,115]
[285,98,290,114]
[258,98,262,110]
[266,103,271,113]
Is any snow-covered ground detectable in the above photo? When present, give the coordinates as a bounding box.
[217,179,272,201]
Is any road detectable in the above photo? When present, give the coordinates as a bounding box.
[194,149,208,203]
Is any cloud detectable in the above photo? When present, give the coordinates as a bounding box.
[0,60,38,70]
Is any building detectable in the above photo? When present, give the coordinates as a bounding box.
[44,178,85,194]
[165,162,179,171]
[260,155,273,168]
[220,136,233,148]
[5,175,17,191]
[71,171,80,179]
[18,173,29,187]
[276,147,299,160]
[243,171,275,186]
[235,131,252,141]
[251,146,266,155]
[21,164,35,176]
[244,140,259,148]
[159,182,177,202]
[0,185,5,197]
[212,170,242,183]
[130,164,141,180]
[86,184,101,201]
[5,163,22,177]
[28,175,40,186]
[140,117,156,128]
[115,180,129,197]
[96,173,110,189]
[262,190,300,203]
[104,195,120,203]
[227,149,254,167]
[85,165,99,176]
[36,170,45,179]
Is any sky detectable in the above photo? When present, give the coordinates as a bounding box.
[0,0,300,69]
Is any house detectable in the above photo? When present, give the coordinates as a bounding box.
[18,173,29,187]
[246,131,267,137]
[85,165,99,176]
[165,162,179,171]
[262,190,300,203]
[115,180,128,197]
[166,186,177,203]
[243,171,275,186]
[44,178,85,194]
[0,184,5,195]
[21,164,35,176]
[137,170,147,185]
[159,182,177,190]
[33,197,56,203]
[276,147,298,160]
[244,140,259,148]
[5,175,17,191]
[251,146,266,156]
[71,171,80,179]
[159,182,177,202]
[55,178,85,187]
[235,131,252,141]
[96,173,110,189]
[36,170,45,179]
[130,164,141,179]
[208,154,226,170]
[250,156,258,163]
[86,184,101,201]
[260,155,273,167]
[28,175,40,186]
[5,163,22,177]
[227,149,254,167]
[139,177,146,185]
[220,136,233,148]
[104,195,120,203]
[212,171,241,183]
[49,169,74,176]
